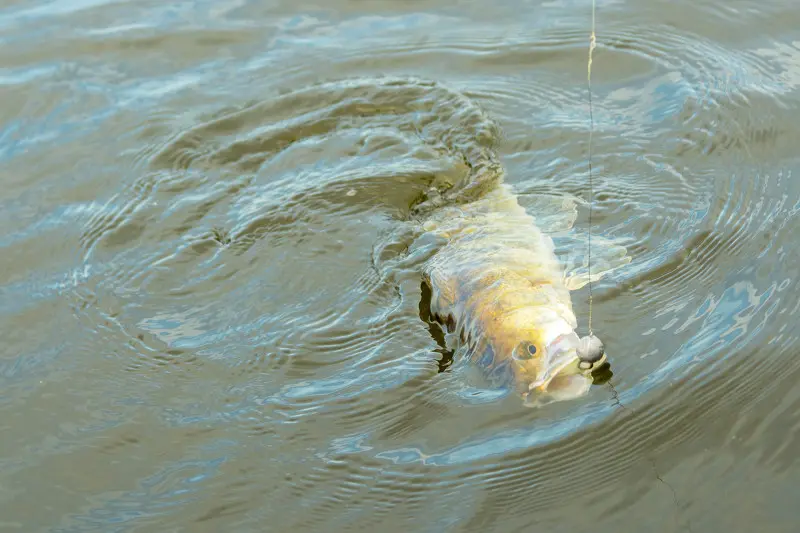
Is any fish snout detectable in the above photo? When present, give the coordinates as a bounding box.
[525,332,606,400]
[527,333,580,392]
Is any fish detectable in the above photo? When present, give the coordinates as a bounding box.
[418,182,607,405]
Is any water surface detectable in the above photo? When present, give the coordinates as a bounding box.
[2,0,800,531]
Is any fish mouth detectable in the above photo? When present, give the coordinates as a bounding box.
[529,353,582,392]
[528,333,589,393]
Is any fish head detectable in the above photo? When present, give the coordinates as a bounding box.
[499,307,603,402]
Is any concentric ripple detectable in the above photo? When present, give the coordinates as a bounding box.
[3,0,800,532]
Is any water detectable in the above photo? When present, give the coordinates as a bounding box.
[2,0,800,531]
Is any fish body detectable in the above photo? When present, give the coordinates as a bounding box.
[420,183,603,403]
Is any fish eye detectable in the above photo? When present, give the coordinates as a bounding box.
[515,343,537,360]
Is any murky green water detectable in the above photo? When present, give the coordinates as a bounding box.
[2,0,800,531]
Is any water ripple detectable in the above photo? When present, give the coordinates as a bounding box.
[3,2,800,531]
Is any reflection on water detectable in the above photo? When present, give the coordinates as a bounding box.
[2,0,800,532]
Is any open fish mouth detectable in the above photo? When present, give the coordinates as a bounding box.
[524,373,593,406]
[529,332,580,390]
[527,332,606,396]
[529,351,584,392]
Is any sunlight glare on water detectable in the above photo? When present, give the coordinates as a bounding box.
[2,0,800,532]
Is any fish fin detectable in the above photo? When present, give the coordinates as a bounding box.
[562,242,632,290]
[423,267,458,318]
[564,271,606,291]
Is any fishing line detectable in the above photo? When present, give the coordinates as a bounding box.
[586,0,596,336]
[585,4,691,531]
[605,380,694,532]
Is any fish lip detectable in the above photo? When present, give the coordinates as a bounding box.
[529,353,580,392]
[529,333,583,392]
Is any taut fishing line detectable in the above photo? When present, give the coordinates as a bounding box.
[586,0,596,336]
[585,3,692,531]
